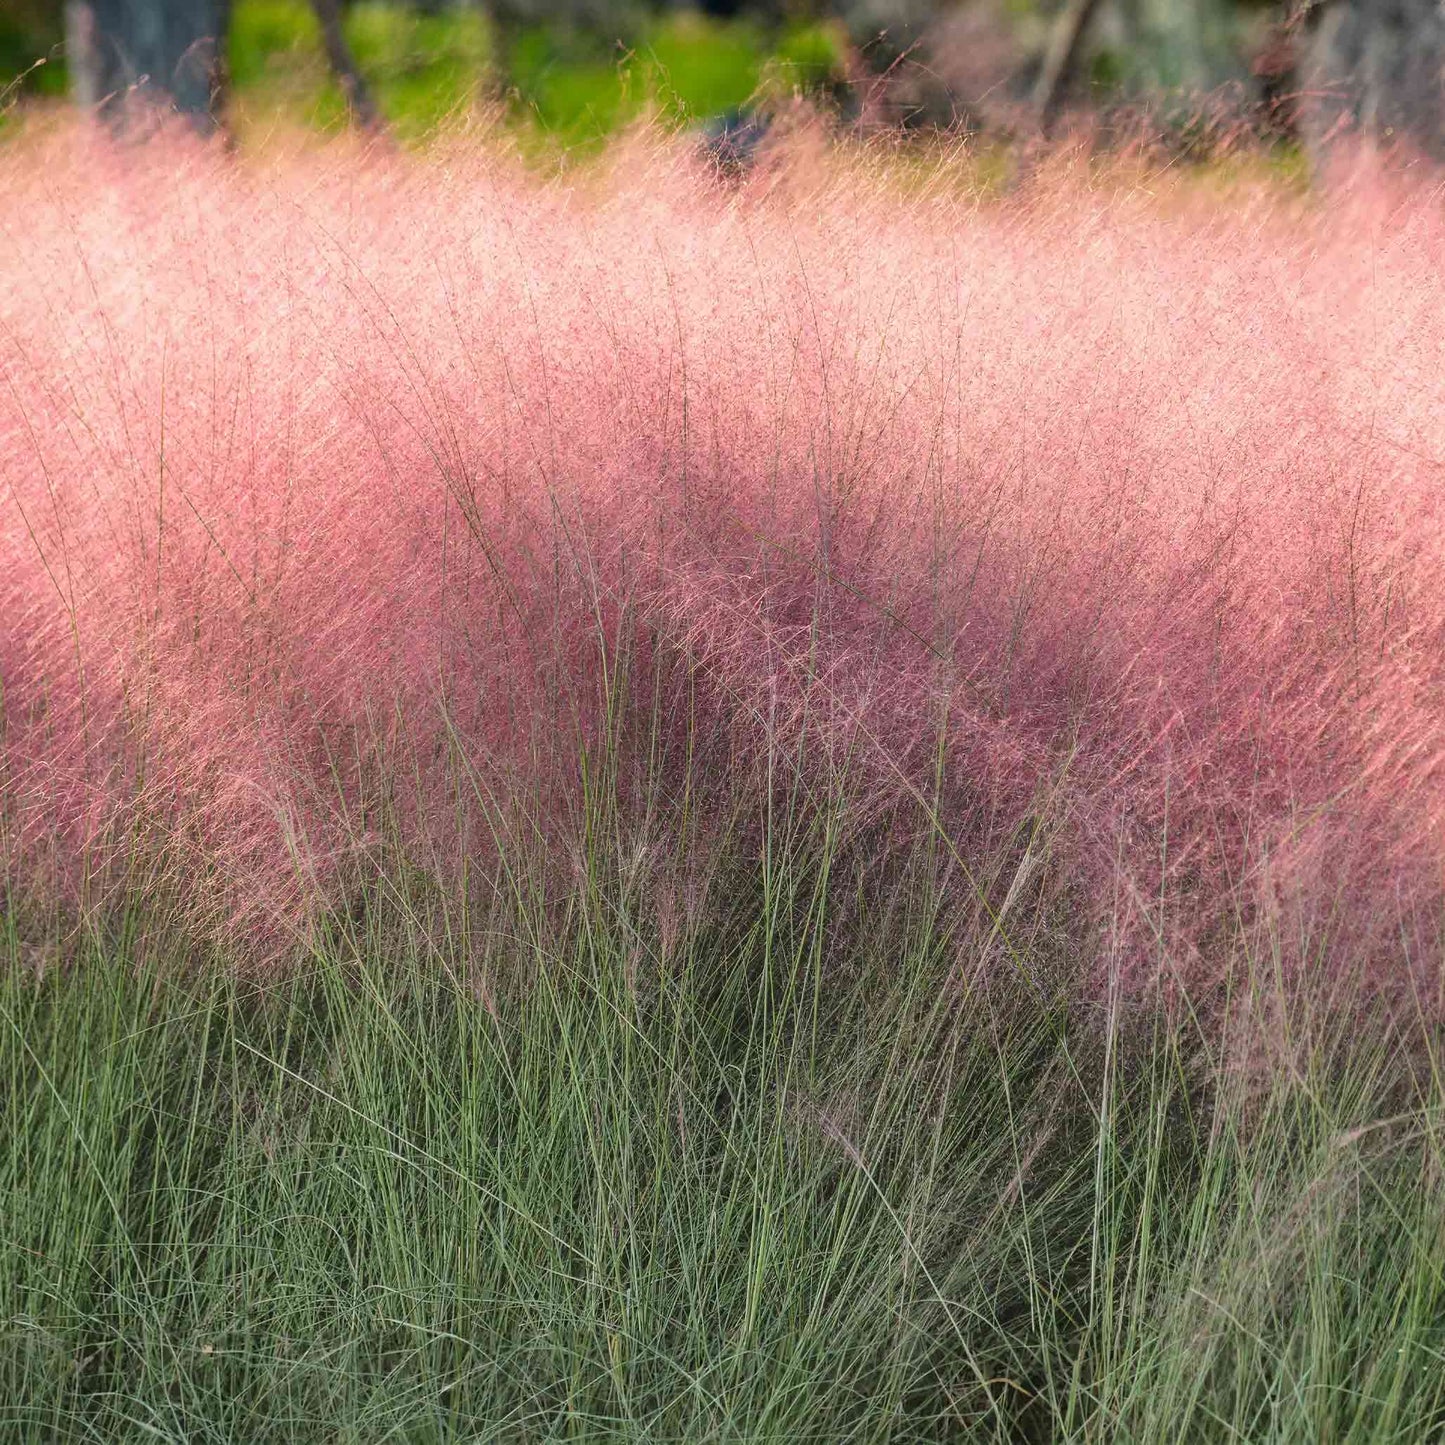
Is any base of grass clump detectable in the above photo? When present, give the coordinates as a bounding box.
[4,812,1443,1442]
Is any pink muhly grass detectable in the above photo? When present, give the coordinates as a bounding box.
[3,123,1445,996]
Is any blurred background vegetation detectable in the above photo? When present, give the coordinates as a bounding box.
[220,1,859,145]
[0,0,1311,153]
[5,0,853,146]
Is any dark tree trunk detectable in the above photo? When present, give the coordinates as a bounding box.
[64,0,231,133]
[308,0,382,131]
[1033,0,1106,136]
[1300,0,1445,158]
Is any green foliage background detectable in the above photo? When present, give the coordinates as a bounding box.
[0,0,853,143]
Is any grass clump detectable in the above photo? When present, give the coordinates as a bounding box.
[5,118,1445,1439]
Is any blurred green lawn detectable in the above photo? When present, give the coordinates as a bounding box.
[230,1,847,144]
[0,1,847,145]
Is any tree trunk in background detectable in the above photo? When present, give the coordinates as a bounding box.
[1034,0,1106,134]
[1300,0,1445,158]
[64,0,231,132]
[308,0,382,131]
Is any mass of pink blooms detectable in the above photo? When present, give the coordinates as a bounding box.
[4,124,1445,993]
